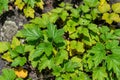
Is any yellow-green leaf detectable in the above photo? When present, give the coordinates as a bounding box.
[36,0,44,10]
[0,42,10,53]
[110,13,120,22]
[112,3,120,13]
[1,52,13,62]
[14,0,25,10]
[98,0,110,13]
[102,13,113,24]
[11,36,20,49]
[23,7,35,18]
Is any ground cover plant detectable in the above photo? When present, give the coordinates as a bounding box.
[1,0,120,80]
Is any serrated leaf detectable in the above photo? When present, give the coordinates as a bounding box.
[112,3,120,13]
[93,67,107,80]
[36,0,44,10]
[78,71,91,80]
[37,42,53,56]
[63,61,78,72]
[38,55,54,71]
[0,0,8,14]
[24,45,34,52]
[84,0,99,7]
[0,42,10,53]
[1,52,13,62]
[79,18,90,26]
[102,13,113,24]
[15,45,25,54]
[106,54,120,78]
[54,50,68,65]
[23,0,35,8]
[11,36,21,49]
[88,43,106,67]
[106,40,119,50]
[60,10,69,21]
[47,23,64,43]
[90,8,99,20]
[114,29,120,36]
[70,40,85,53]
[98,1,110,13]
[99,26,110,34]
[69,32,79,39]
[49,13,59,23]
[80,5,90,13]
[14,67,28,78]
[23,7,35,18]
[0,69,16,80]
[14,0,25,10]
[82,27,90,37]
[11,57,27,67]
[88,23,99,34]
[51,8,63,13]
[21,26,42,41]
[70,8,80,18]
[110,13,120,22]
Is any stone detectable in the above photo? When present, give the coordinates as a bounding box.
[0,21,18,41]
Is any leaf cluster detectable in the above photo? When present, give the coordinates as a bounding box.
[98,0,120,24]
[1,0,120,80]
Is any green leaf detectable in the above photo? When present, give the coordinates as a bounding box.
[88,23,99,34]
[0,0,8,14]
[0,68,16,80]
[9,49,19,58]
[15,45,25,54]
[60,10,69,21]
[93,67,107,80]
[78,18,90,26]
[0,42,10,53]
[106,54,120,78]
[85,14,92,20]
[24,44,34,52]
[78,71,91,80]
[112,3,120,13]
[99,26,110,34]
[30,48,43,60]
[37,42,53,56]
[16,78,23,80]
[84,0,99,7]
[90,8,99,20]
[47,23,64,43]
[21,26,42,41]
[23,0,35,8]
[70,8,80,18]
[49,13,59,23]
[52,65,62,77]
[51,8,63,14]
[63,61,78,72]
[11,57,27,67]
[70,40,85,53]
[106,40,119,50]
[54,50,68,65]
[114,29,120,36]
[80,5,90,13]
[38,55,54,71]
[88,43,106,67]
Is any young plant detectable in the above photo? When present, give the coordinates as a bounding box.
[98,0,120,24]
[14,0,44,18]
